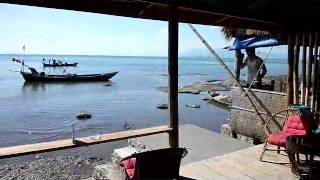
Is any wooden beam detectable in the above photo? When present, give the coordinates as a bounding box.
[0,125,172,159]
[301,33,307,104]
[168,3,179,148]
[287,33,294,105]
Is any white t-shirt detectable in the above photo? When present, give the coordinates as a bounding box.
[244,56,264,84]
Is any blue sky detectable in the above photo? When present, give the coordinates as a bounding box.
[0,3,286,58]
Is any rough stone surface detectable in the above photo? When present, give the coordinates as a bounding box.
[220,123,232,136]
[0,154,110,180]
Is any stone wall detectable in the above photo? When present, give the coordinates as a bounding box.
[229,87,287,141]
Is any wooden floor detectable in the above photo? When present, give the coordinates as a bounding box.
[180,144,297,180]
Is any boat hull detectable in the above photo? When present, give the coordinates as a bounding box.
[43,62,78,67]
[21,71,118,82]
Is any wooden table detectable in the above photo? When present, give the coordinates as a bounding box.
[286,135,320,178]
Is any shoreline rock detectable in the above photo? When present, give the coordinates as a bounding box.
[185,104,200,108]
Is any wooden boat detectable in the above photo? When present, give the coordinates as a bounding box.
[12,57,22,63]
[21,68,118,82]
[42,62,78,67]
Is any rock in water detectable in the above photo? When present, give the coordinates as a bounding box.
[185,104,200,108]
[77,112,92,120]
[201,96,211,101]
[104,82,112,86]
[157,104,168,109]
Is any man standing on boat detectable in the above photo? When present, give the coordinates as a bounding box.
[239,48,267,87]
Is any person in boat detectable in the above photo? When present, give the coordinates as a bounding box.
[239,48,267,87]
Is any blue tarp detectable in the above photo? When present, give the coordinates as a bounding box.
[229,36,282,50]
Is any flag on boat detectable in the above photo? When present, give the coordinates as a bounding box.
[228,36,283,50]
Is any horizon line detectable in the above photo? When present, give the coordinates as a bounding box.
[0,53,286,59]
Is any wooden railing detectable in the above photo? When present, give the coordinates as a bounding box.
[0,125,172,159]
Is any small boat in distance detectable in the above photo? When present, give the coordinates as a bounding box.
[21,67,118,82]
[12,57,22,63]
[42,58,78,67]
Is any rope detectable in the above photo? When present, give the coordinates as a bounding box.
[242,46,273,96]
[188,24,266,123]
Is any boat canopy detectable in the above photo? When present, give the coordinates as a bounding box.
[228,36,282,50]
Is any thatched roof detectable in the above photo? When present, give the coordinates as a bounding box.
[3,0,320,32]
[221,27,272,40]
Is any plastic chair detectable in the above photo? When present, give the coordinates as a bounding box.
[259,108,315,162]
[120,148,188,180]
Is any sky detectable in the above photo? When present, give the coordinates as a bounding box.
[0,3,287,58]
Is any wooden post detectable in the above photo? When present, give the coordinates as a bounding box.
[293,34,300,104]
[168,3,179,148]
[234,50,241,85]
[287,34,294,105]
[301,33,307,104]
[306,33,314,106]
[312,32,319,109]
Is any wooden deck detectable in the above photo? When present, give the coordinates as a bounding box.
[180,144,297,180]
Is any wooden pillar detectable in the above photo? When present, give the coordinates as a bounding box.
[234,50,241,85]
[293,34,300,104]
[168,3,179,148]
[312,32,319,109]
[301,33,307,104]
[287,34,295,105]
[306,33,314,106]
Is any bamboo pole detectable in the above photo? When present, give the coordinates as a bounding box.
[188,24,266,124]
[287,33,294,105]
[301,33,307,104]
[306,33,314,106]
[312,32,319,109]
[293,34,300,104]
[168,4,179,148]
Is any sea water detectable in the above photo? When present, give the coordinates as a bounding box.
[0,54,287,147]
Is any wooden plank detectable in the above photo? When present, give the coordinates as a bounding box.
[293,33,300,104]
[168,3,179,148]
[202,160,252,179]
[188,161,226,179]
[306,32,314,106]
[301,33,307,104]
[287,33,294,105]
[312,32,319,109]
[0,125,172,159]
[181,145,295,180]
[180,165,210,180]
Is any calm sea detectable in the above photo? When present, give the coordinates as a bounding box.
[0,54,287,148]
